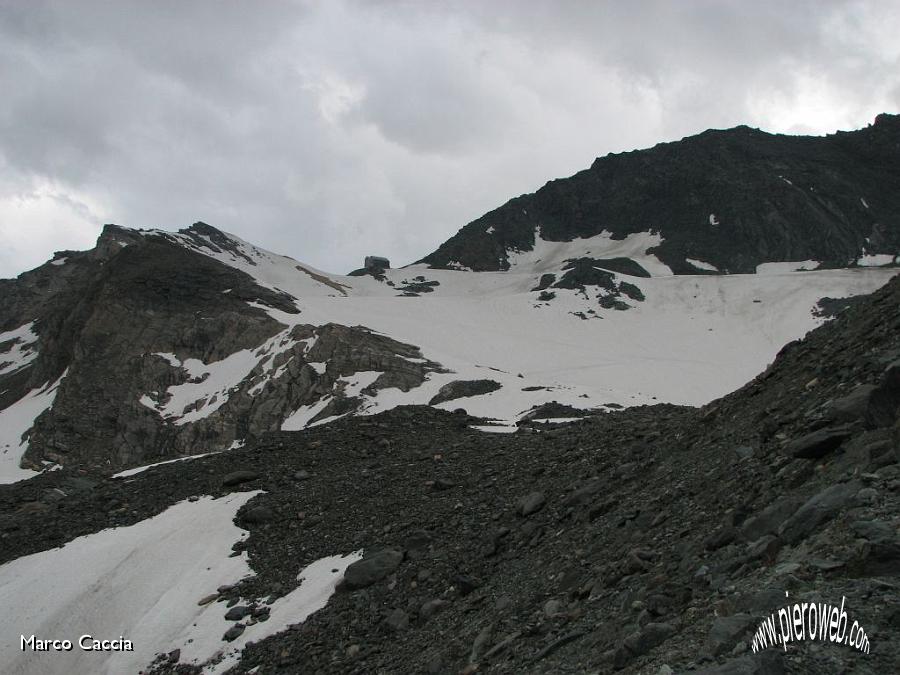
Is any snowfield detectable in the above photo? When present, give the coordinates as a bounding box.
[146,227,897,428]
[0,491,359,675]
[3,226,897,484]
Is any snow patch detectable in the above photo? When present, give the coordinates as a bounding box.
[140,228,350,306]
[0,321,40,376]
[112,452,219,478]
[506,228,673,277]
[142,333,299,425]
[177,551,361,674]
[0,492,264,675]
[858,253,896,267]
[339,370,382,398]
[281,396,334,431]
[686,258,719,272]
[0,372,66,484]
[308,361,327,375]
[755,261,819,274]
[471,424,518,434]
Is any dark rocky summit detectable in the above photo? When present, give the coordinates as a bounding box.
[421,114,900,274]
[2,274,898,674]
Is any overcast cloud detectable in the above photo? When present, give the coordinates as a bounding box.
[1,0,898,278]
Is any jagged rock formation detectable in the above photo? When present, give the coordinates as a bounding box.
[421,113,900,273]
[1,224,442,473]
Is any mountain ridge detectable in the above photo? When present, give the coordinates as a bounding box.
[420,113,900,274]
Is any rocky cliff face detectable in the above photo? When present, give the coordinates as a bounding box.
[421,113,900,274]
[1,224,442,473]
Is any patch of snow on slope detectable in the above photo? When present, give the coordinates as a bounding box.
[183,551,361,674]
[0,492,259,675]
[339,371,382,398]
[142,332,298,425]
[279,371,387,430]
[506,228,673,277]
[686,258,719,272]
[858,253,897,267]
[0,372,66,484]
[755,260,819,274]
[142,350,260,425]
[298,268,897,414]
[307,361,327,375]
[152,229,350,302]
[112,452,219,478]
[281,396,333,431]
[0,322,40,376]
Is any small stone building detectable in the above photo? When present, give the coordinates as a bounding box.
[364,256,390,271]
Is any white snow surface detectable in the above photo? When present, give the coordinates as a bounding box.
[858,253,897,267]
[0,492,257,675]
[0,322,40,376]
[0,491,359,675]
[293,267,898,415]
[131,228,899,425]
[506,228,673,277]
[0,373,66,484]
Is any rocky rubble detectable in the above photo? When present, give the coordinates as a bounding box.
[2,275,898,674]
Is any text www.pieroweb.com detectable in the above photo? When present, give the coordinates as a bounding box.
[750,594,869,654]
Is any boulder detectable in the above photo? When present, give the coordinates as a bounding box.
[779,481,861,544]
[784,427,852,459]
[341,549,403,590]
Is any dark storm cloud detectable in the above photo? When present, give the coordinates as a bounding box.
[1,0,897,278]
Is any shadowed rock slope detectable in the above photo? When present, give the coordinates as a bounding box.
[421,113,900,274]
[2,277,898,673]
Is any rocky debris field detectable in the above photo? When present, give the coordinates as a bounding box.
[2,278,899,674]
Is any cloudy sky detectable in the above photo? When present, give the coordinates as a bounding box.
[1,0,898,278]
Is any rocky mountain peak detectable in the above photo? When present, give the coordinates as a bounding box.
[420,115,900,275]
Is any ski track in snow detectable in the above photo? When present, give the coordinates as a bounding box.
[0,491,359,675]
